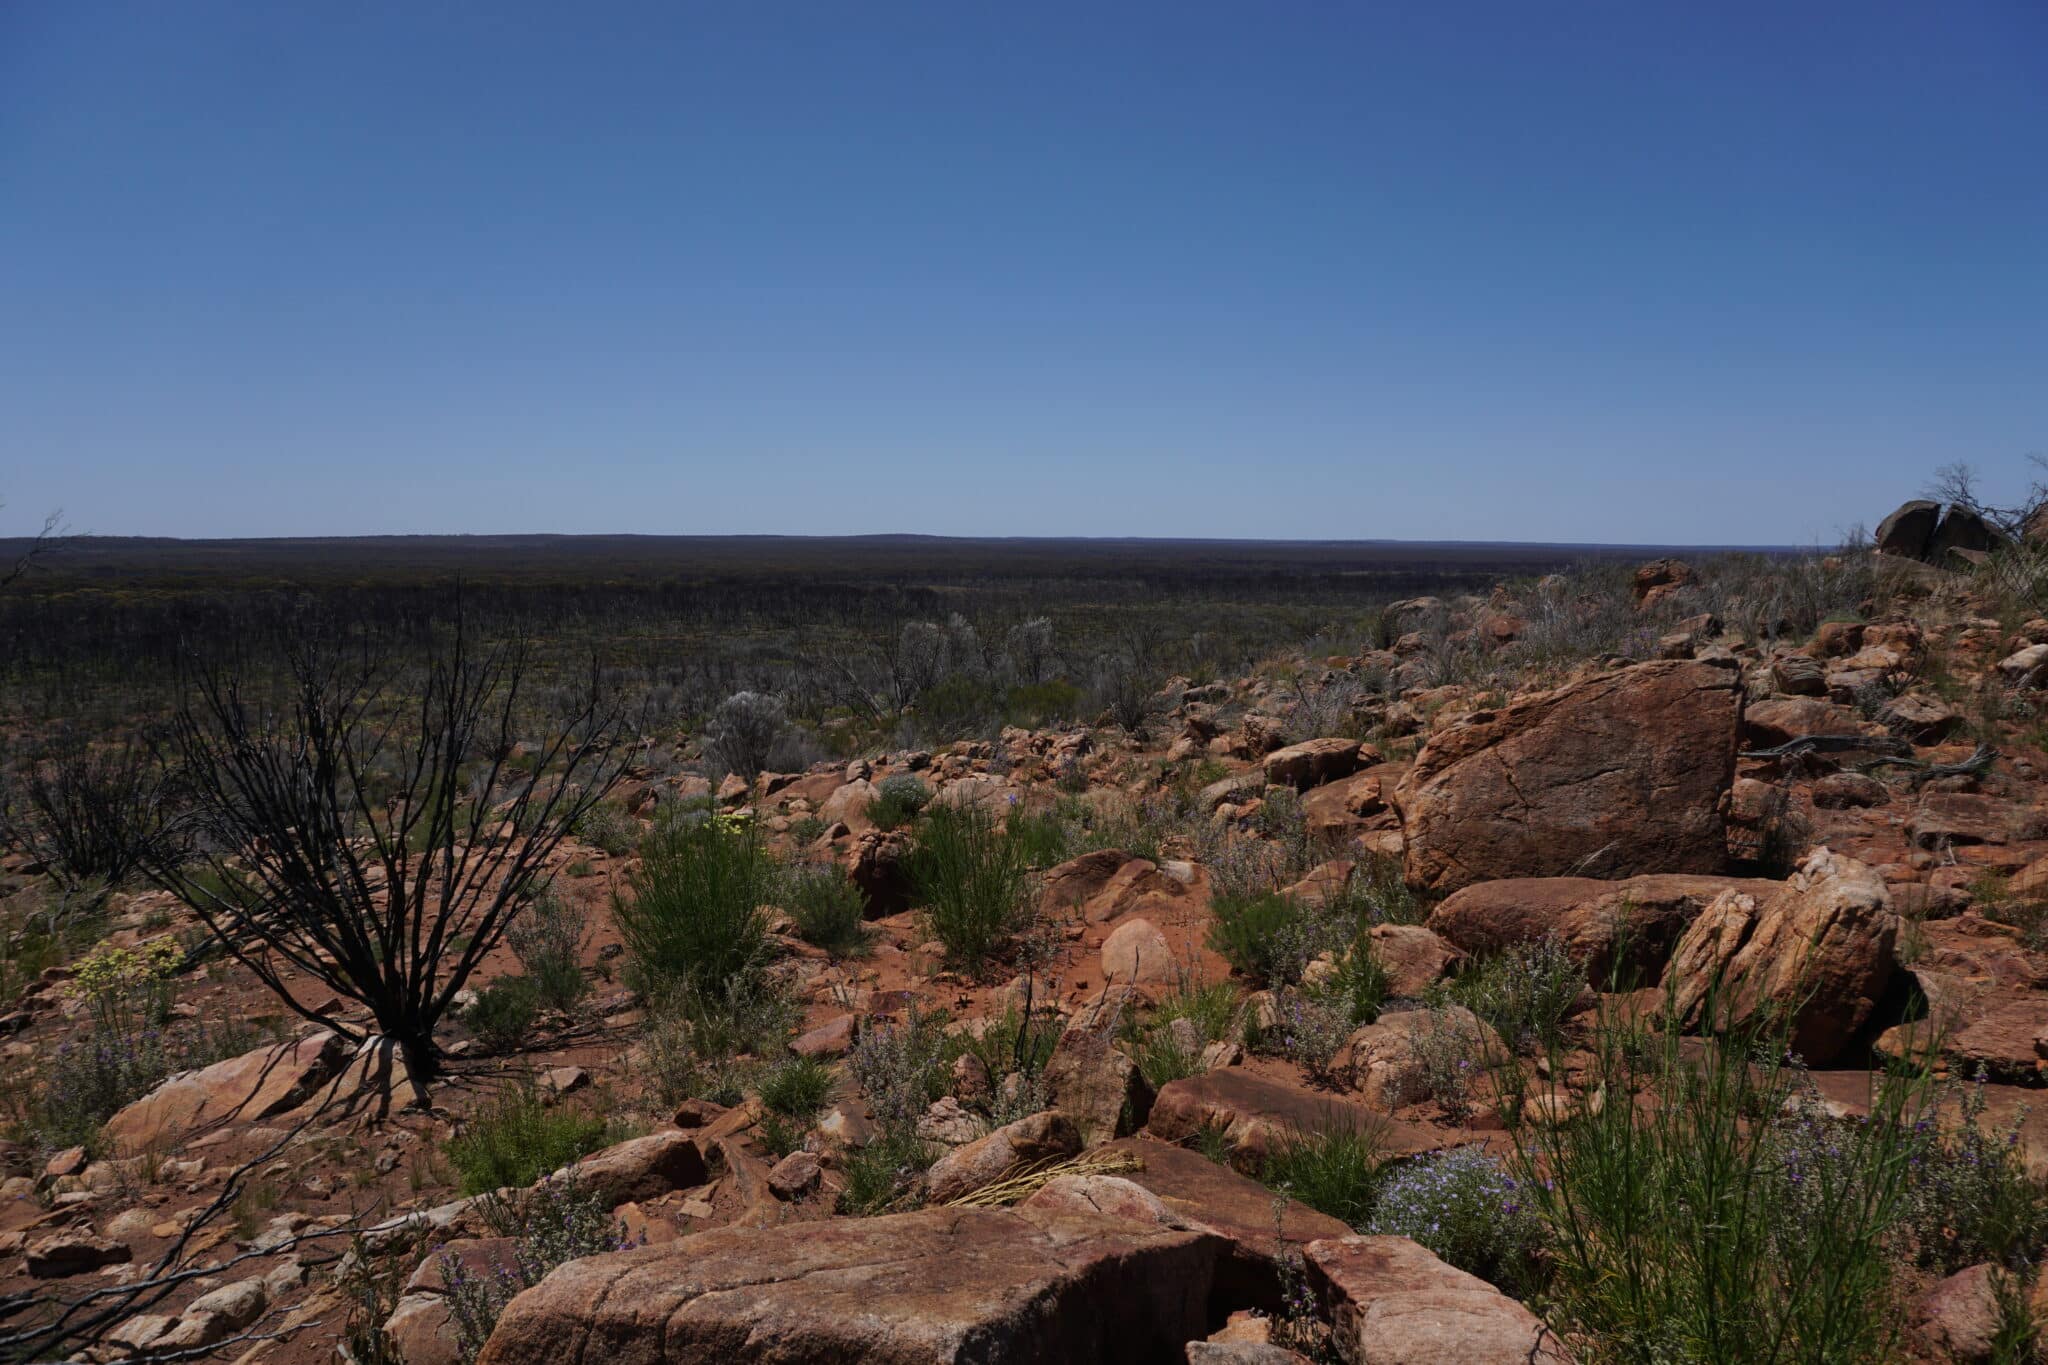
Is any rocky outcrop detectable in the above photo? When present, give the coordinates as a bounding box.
[1875,500,1944,560]
[559,1130,709,1209]
[473,1206,1221,1365]
[1305,1236,1570,1364]
[924,1110,1081,1204]
[1663,848,1897,1064]
[102,1031,347,1153]
[1262,738,1364,792]
[1396,660,1742,894]
[1427,873,1776,985]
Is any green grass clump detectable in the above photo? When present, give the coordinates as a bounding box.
[445,1088,623,1195]
[613,814,776,996]
[783,861,870,956]
[466,976,542,1054]
[1505,992,1933,1362]
[908,804,1032,966]
[1259,1119,1390,1229]
[838,1125,937,1216]
[1449,936,1581,1053]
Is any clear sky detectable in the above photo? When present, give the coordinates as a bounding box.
[4,3,2044,544]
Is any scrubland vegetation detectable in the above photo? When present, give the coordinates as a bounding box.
[22,493,2048,1363]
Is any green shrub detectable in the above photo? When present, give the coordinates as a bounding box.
[1207,892,1303,985]
[784,861,869,956]
[1208,890,1359,988]
[570,802,640,856]
[908,804,1031,966]
[1260,1120,1389,1228]
[1451,936,1581,1052]
[507,887,589,1011]
[838,1124,936,1216]
[868,774,932,830]
[1128,976,1241,1088]
[614,814,775,996]
[466,976,542,1054]
[1367,1147,1545,1293]
[1508,993,1931,1362]
[445,1088,622,1195]
[759,1055,835,1119]
[635,977,797,1108]
[1901,1073,2048,1274]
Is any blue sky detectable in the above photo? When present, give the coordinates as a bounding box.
[3,3,2044,544]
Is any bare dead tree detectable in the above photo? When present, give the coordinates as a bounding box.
[0,1110,365,1365]
[146,618,634,1090]
[0,503,64,592]
[1923,459,2048,538]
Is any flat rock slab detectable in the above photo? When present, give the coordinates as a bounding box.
[475,1205,1220,1365]
[1146,1068,1450,1168]
[1100,1136,1348,1308]
[102,1031,346,1153]
[1305,1236,1570,1364]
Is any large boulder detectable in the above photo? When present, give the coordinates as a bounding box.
[1145,1069,1445,1169]
[924,1110,1081,1204]
[1874,500,1942,560]
[1426,873,1779,986]
[1262,739,1364,792]
[1395,660,1742,894]
[1928,506,2006,565]
[102,1031,347,1153]
[1096,1137,1352,1311]
[1304,1236,1570,1365]
[1042,992,1155,1146]
[1663,848,1897,1064]
[473,1205,1220,1365]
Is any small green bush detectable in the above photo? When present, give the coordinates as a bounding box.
[868,774,932,830]
[759,1054,835,1119]
[839,1124,936,1216]
[614,814,775,996]
[445,1088,621,1195]
[1261,1120,1389,1228]
[507,887,589,1011]
[784,861,869,956]
[1451,936,1581,1052]
[570,802,640,856]
[1207,892,1302,985]
[467,976,543,1054]
[909,803,1032,966]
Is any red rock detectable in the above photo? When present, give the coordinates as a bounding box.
[1305,1235,1570,1364]
[26,1230,131,1277]
[1101,917,1179,986]
[102,1032,347,1153]
[473,1205,1221,1365]
[1664,848,1896,1065]
[1396,660,1741,894]
[1426,873,1776,986]
[562,1131,710,1209]
[767,1150,823,1201]
[1262,738,1365,792]
[1145,1069,1446,1170]
[791,1012,857,1058]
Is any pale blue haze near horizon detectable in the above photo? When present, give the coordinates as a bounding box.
[3,2,2044,545]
